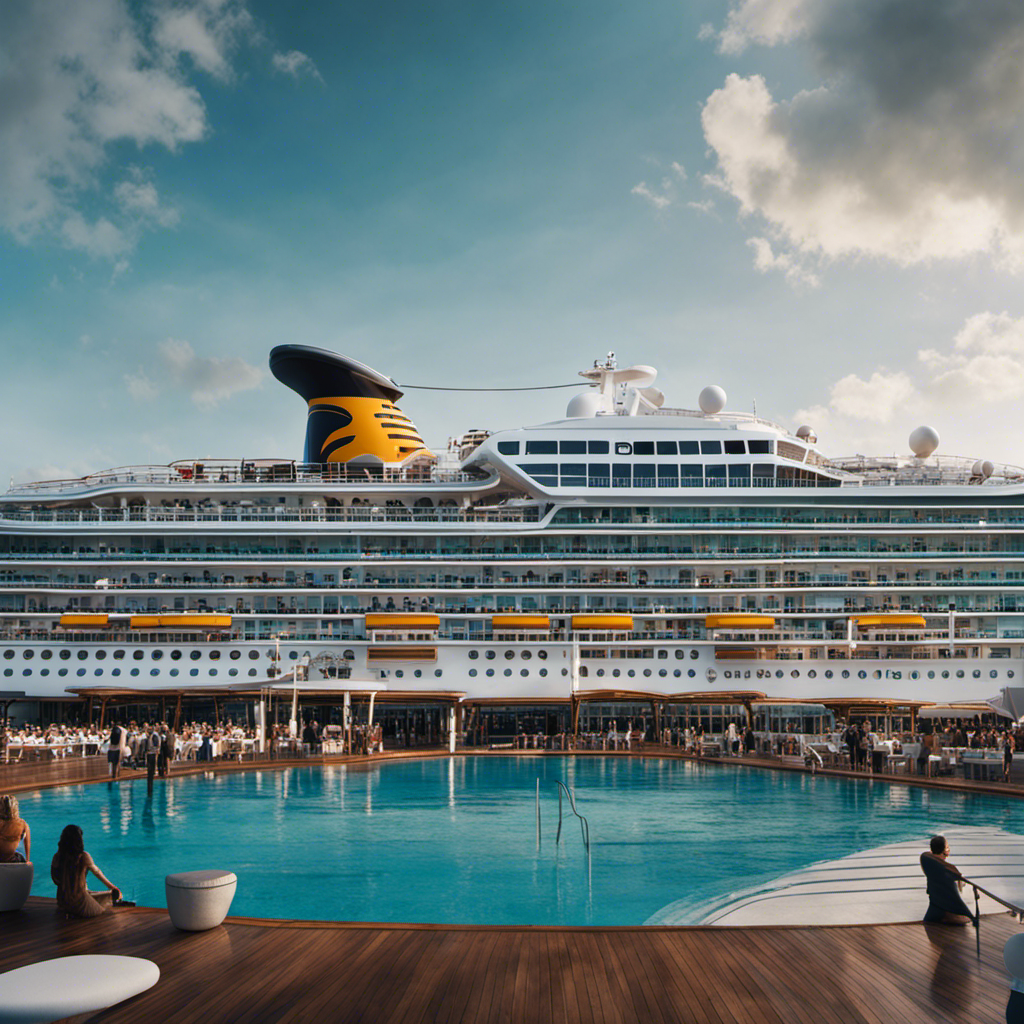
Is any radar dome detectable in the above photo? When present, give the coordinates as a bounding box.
[566,391,603,418]
[909,425,940,458]
[698,385,727,415]
[981,460,995,479]
[795,425,817,443]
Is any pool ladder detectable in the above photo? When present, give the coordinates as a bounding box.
[554,780,590,853]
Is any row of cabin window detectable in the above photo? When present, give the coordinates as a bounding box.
[498,439,775,456]
[521,463,775,486]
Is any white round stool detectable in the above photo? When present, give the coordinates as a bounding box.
[165,870,237,931]
[0,954,159,1024]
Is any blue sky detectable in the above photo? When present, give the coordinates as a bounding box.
[4,0,1024,483]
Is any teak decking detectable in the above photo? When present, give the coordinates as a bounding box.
[2,898,1017,1023]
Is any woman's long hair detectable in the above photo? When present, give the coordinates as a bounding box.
[0,795,18,821]
[55,824,85,895]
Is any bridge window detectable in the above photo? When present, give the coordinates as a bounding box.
[525,440,557,455]
[559,440,586,454]
[497,441,520,455]
[588,440,609,454]
[700,440,721,455]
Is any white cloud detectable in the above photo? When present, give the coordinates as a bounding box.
[114,173,180,228]
[271,50,323,81]
[158,338,264,408]
[125,368,158,401]
[0,0,254,257]
[631,182,673,210]
[746,236,819,288]
[702,1,1024,273]
[630,160,688,211]
[793,311,1024,458]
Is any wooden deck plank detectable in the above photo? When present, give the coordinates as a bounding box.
[0,900,1017,1024]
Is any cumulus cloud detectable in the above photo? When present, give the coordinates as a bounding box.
[124,368,159,401]
[793,311,1024,458]
[746,236,819,288]
[158,339,264,408]
[702,0,1024,273]
[271,50,323,81]
[0,0,254,257]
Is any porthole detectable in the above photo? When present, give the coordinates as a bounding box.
[928,670,935,679]
[129,668,139,677]
[503,669,512,677]
[133,650,144,661]
[248,668,257,676]
[210,650,221,661]
[910,670,920,680]
[486,669,494,677]
[190,669,199,677]
[94,669,102,676]
[170,668,179,677]
[289,651,299,660]
[248,650,260,660]
[111,668,120,677]
[23,650,33,660]
[956,670,965,679]
[170,650,181,661]
[41,650,52,660]
[689,650,699,660]
[991,670,999,678]
[675,650,684,660]
[791,670,799,678]
[113,650,124,660]
[659,669,667,677]
[150,668,159,676]
[95,650,106,661]
[687,669,695,677]
[597,669,605,677]
[22,669,31,676]
[2,651,12,660]
[539,668,548,677]
[190,650,202,661]
[775,670,783,679]
[58,668,68,677]
[468,650,479,660]
[612,669,621,678]
[973,669,981,679]
[77,650,88,661]
[522,650,532,660]
[504,650,515,660]
[469,668,477,677]
[1010,671,1016,679]
[520,669,528,677]
[842,670,850,679]
[60,649,71,660]
[152,649,164,661]
[858,670,867,679]
[229,668,238,677]
[643,669,651,677]
[395,669,404,679]
[485,651,495,660]
[77,668,86,676]
[538,650,547,660]
[40,668,49,676]
[873,670,881,679]
[230,650,241,660]
[942,670,950,679]
[657,650,667,660]
[210,669,218,676]
[808,670,817,679]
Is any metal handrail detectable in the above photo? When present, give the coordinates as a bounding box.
[555,780,590,853]
[950,873,1024,959]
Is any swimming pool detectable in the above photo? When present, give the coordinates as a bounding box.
[18,756,1024,925]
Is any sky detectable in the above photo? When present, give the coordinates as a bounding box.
[3,0,1024,484]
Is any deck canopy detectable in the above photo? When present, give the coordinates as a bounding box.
[365,613,440,630]
[853,615,927,629]
[706,615,776,629]
[59,614,109,629]
[570,615,633,631]
[492,615,550,630]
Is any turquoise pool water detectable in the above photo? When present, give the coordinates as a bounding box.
[17,756,1024,925]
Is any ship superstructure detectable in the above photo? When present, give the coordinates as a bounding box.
[2,346,1023,723]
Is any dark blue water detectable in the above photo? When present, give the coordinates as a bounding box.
[18,757,1023,925]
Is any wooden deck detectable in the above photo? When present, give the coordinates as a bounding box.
[2,897,1018,1023]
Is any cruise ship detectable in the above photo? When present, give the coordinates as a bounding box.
[1,345,1021,732]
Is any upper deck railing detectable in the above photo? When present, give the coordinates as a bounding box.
[5,460,494,496]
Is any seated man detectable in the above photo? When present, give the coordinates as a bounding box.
[920,835,977,925]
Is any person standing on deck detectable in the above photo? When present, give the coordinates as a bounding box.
[1005,733,1015,784]
[145,725,160,790]
[107,721,123,780]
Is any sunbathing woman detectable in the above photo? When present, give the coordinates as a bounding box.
[0,795,30,863]
[50,824,122,917]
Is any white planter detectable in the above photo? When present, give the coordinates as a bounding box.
[165,870,237,931]
[0,863,33,913]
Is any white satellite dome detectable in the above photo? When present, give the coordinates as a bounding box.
[795,425,817,443]
[566,391,603,418]
[972,459,995,479]
[698,385,727,415]
[909,425,940,457]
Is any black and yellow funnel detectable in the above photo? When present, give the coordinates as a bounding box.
[269,345,431,465]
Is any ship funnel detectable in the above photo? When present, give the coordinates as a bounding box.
[269,345,431,465]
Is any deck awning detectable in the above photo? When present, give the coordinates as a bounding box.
[59,614,109,628]
[365,613,440,630]
[917,704,993,719]
[714,649,759,660]
[853,615,927,629]
[706,615,775,629]
[130,615,232,629]
[492,615,550,630]
[571,615,633,631]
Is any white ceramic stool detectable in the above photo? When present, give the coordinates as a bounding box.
[165,869,237,931]
[0,954,159,1024]
[0,863,34,912]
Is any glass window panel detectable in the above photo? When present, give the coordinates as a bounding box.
[724,440,745,454]
[633,441,654,455]
[748,440,773,454]
[656,441,677,455]
[678,441,699,455]
[559,440,586,454]
[525,440,557,454]
[700,440,722,454]
[497,441,520,455]
[588,440,610,454]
